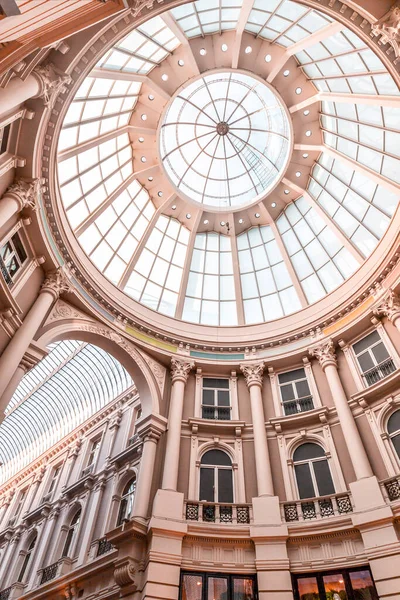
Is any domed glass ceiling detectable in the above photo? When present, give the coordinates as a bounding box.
[57,0,400,327]
[159,71,291,209]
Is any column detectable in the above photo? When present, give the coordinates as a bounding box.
[0,529,22,588]
[0,63,71,118]
[77,476,106,564]
[28,505,61,587]
[0,269,70,402]
[161,358,194,491]
[309,340,373,480]
[132,416,166,519]
[375,289,400,333]
[240,363,274,497]
[0,363,28,415]
[0,179,40,227]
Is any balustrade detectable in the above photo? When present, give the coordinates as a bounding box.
[363,358,396,386]
[282,396,314,416]
[184,501,251,524]
[0,587,11,600]
[381,475,400,502]
[40,562,58,585]
[282,493,353,522]
[97,537,114,556]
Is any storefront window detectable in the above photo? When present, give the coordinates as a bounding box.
[181,574,203,600]
[322,574,347,600]
[180,573,256,600]
[293,568,378,600]
[349,570,378,600]
[297,576,320,600]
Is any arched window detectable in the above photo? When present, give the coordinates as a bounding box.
[18,535,37,582]
[117,477,136,526]
[388,410,400,460]
[199,450,233,503]
[62,509,81,558]
[293,443,335,499]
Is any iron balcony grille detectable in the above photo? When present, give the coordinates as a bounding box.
[0,587,11,600]
[185,501,250,524]
[363,357,396,386]
[283,493,353,522]
[40,562,58,585]
[97,538,114,556]
[384,477,400,501]
[282,396,314,416]
[201,405,231,420]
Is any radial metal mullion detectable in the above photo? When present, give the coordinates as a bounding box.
[256,0,285,39]
[299,46,364,67]
[226,217,244,325]
[269,9,312,45]
[321,126,398,162]
[61,142,129,187]
[175,210,202,319]
[193,4,204,38]
[61,109,133,130]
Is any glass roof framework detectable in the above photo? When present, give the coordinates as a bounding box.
[159,71,291,209]
[0,341,133,483]
[56,1,400,328]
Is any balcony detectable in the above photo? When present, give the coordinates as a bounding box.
[96,537,114,556]
[201,405,231,420]
[184,501,252,524]
[363,357,396,386]
[282,492,353,522]
[381,475,400,502]
[40,562,58,585]
[282,396,314,416]
[0,587,11,600]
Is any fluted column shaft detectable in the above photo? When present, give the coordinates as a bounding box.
[133,433,159,519]
[310,341,373,480]
[161,359,194,491]
[241,363,274,497]
[0,270,70,401]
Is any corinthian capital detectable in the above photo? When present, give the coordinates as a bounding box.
[41,269,71,300]
[309,339,337,371]
[170,357,194,384]
[371,2,400,56]
[6,178,41,211]
[131,0,165,17]
[374,290,400,324]
[33,63,72,107]
[240,362,265,388]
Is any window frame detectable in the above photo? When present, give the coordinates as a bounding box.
[17,535,37,583]
[292,565,378,600]
[0,230,29,289]
[179,571,258,600]
[195,372,239,420]
[117,477,136,526]
[61,509,81,559]
[352,328,396,387]
[277,368,314,416]
[201,378,231,421]
[198,450,234,504]
[293,443,335,500]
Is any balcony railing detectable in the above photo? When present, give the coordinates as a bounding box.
[184,501,251,524]
[97,537,114,556]
[282,396,314,416]
[282,493,353,522]
[363,358,396,386]
[40,562,58,585]
[201,405,231,420]
[0,587,11,600]
[381,475,400,502]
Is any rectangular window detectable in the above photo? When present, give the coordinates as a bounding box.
[353,330,396,386]
[47,466,61,496]
[202,378,231,420]
[180,573,257,600]
[82,439,100,475]
[293,567,378,600]
[0,124,10,155]
[0,232,28,287]
[278,368,313,415]
[13,489,26,518]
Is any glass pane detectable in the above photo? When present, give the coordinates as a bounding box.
[217,390,230,407]
[233,577,255,600]
[294,443,325,461]
[296,576,320,600]
[199,467,214,502]
[371,342,390,364]
[181,574,203,600]
[313,459,335,496]
[387,410,400,434]
[281,383,295,401]
[203,389,215,406]
[349,570,378,600]
[208,577,228,600]
[295,463,315,499]
[391,433,400,459]
[296,379,311,398]
[353,331,380,354]
[357,352,375,373]
[322,574,348,600]
[203,378,229,389]
[201,450,232,466]
[218,468,233,503]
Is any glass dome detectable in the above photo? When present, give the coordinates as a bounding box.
[56,1,400,328]
[159,71,291,209]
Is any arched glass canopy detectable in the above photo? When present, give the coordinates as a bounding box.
[0,341,133,483]
[56,0,400,327]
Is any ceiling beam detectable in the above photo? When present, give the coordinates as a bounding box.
[160,11,201,76]
[232,0,254,69]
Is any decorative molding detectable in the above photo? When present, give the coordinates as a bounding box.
[371,2,400,57]
[41,268,72,300]
[113,556,137,591]
[170,357,194,384]
[33,63,72,107]
[137,348,166,396]
[374,290,400,325]
[131,0,164,17]
[47,299,94,324]
[5,178,41,211]
[240,362,265,388]
[309,340,337,371]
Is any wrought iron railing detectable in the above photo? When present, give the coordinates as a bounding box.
[363,358,396,386]
[40,562,58,585]
[97,537,114,556]
[201,405,231,420]
[184,501,251,524]
[382,476,400,502]
[282,396,314,416]
[282,493,353,522]
[0,587,11,600]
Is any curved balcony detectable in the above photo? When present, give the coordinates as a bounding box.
[281,492,354,523]
[184,501,252,524]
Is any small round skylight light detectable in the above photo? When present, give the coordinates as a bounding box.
[159,71,292,211]
[245,46,252,54]
[265,54,272,63]
[200,48,207,56]
[221,43,228,52]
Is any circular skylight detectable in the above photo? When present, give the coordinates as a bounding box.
[159,71,292,210]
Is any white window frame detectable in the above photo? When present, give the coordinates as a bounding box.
[270,359,322,417]
[198,455,235,504]
[293,451,335,500]
[194,371,238,420]
[351,323,399,388]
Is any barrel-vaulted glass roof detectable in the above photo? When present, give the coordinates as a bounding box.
[0,341,133,483]
[56,0,400,327]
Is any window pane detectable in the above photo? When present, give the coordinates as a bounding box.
[391,433,400,459]
[296,379,311,398]
[233,578,255,600]
[353,330,380,354]
[218,468,233,503]
[295,463,315,499]
[371,342,390,364]
[203,389,215,406]
[294,443,325,461]
[388,410,400,435]
[217,390,230,407]
[181,574,203,600]
[199,467,214,502]
[296,576,320,600]
[278,368,306,384]
[201,450,231,466]
[281,383,295,401]
[313,459,335,496]
[208,578,228,600]
[349,570,378,600]
[322,574,348,600]
[203,378,229,389]
[357,351,375,373]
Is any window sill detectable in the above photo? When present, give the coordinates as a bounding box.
[187,417,246,434]
[270,406,330,432]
